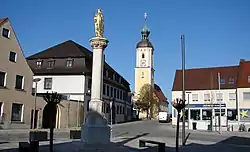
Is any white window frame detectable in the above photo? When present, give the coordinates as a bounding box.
[243,92,250,101]
[216,93,223,101]
[15,75,24,90]
[11,103,24,122]
[2,28,10,38]
[9,51,17,62]
[229,93,236,101]
[0,71,7,87]
[192,94,198,102]
[0,102,4,118]
[36,60,42,67]
[44,78,52,90]
[204,93,210,101]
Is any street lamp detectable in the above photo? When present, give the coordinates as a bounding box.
[33,78,41,129]
[110,97,115,138]
[186,91,191,130]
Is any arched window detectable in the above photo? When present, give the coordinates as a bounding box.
[142,53,145,59]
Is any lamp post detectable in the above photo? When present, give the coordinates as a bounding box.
[186,92,191,130]
[110,97,115,138]
[33,78,41,129]
[181,33,186,146]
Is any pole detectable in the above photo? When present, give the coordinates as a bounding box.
[181,33,186,145]
[33,82,38,129]
[110,100,113,138]
[218,72,221,134]
[77,100,79,127]
[187,93,190,130]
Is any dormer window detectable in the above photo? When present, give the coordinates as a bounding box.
[48,60,55,68]
[228,77,235,84]
[66,59,73,68]
[36,60,43,68]
[2,28,10,38]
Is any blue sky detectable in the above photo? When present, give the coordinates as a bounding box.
[1,0,250,103]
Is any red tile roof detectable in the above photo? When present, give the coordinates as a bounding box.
[154,84,168,104]
[238,60,250,88]
[172,59,250,91]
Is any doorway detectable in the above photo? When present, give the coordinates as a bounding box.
[42,104,60,129]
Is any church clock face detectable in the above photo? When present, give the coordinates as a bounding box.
[140,59,146,67]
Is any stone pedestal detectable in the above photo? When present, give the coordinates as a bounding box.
[81,37,110,144]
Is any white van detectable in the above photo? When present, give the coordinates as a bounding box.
[158,111,168,122]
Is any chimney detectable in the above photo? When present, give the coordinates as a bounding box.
[240,59,245,63]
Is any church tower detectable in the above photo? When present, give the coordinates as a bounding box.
[134,13,154,98]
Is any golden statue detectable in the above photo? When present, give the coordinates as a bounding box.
[94,9,104,38]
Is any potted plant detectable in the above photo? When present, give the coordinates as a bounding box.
[70,127,81,139]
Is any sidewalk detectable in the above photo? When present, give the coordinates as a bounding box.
[0,120,142,134]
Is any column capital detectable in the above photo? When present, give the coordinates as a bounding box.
[90,37,109,50]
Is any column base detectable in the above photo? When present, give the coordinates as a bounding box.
[81,111,110,144]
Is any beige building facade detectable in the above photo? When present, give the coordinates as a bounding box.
[0,18,82,129]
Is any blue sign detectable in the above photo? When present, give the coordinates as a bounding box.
[186,104,226,108]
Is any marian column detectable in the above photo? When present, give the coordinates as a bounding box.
[81,9,110,144]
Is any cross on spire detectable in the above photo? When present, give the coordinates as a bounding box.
[144,12,147,25]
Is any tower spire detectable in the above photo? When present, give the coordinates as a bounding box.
[144,12,147,28]
[141,12,150,40]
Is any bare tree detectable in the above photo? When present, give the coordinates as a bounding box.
[43,92,62,152]
[135,84,157,119]
[172,98,186,152]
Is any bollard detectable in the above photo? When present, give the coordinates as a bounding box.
[30,140,39,152]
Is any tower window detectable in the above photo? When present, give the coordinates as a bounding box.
[141,72,144,78]
[142,53,145,59]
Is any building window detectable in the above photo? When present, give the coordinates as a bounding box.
[2,28,10,38]
[141,72,144,78]
[0,71,6,87]
[216,93,223,101]
[48,60,55,68]
[229,93,236,101]
[142,53,145,59]
[202,109,212,120]
[117,89,120,99]
[11,103,23,122]
[248,76,250,83]
[120,90,122,100]
[87,79,92,90]
[192,94,198,102]
[44,78,52,89]
[15,75,24,90]
[66,59,73,68]
[117,105,119,114]
[36,60,43,68]
[106,103,109,113]
[243,92,250,100]
[9,51,17,62]
[228,77,235,84]
[111,87,113,97]
[103,84,106,95]
[114,88,117,98]
[107,85,110,96]
[220,78,225,84]
[204,93,210,101]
